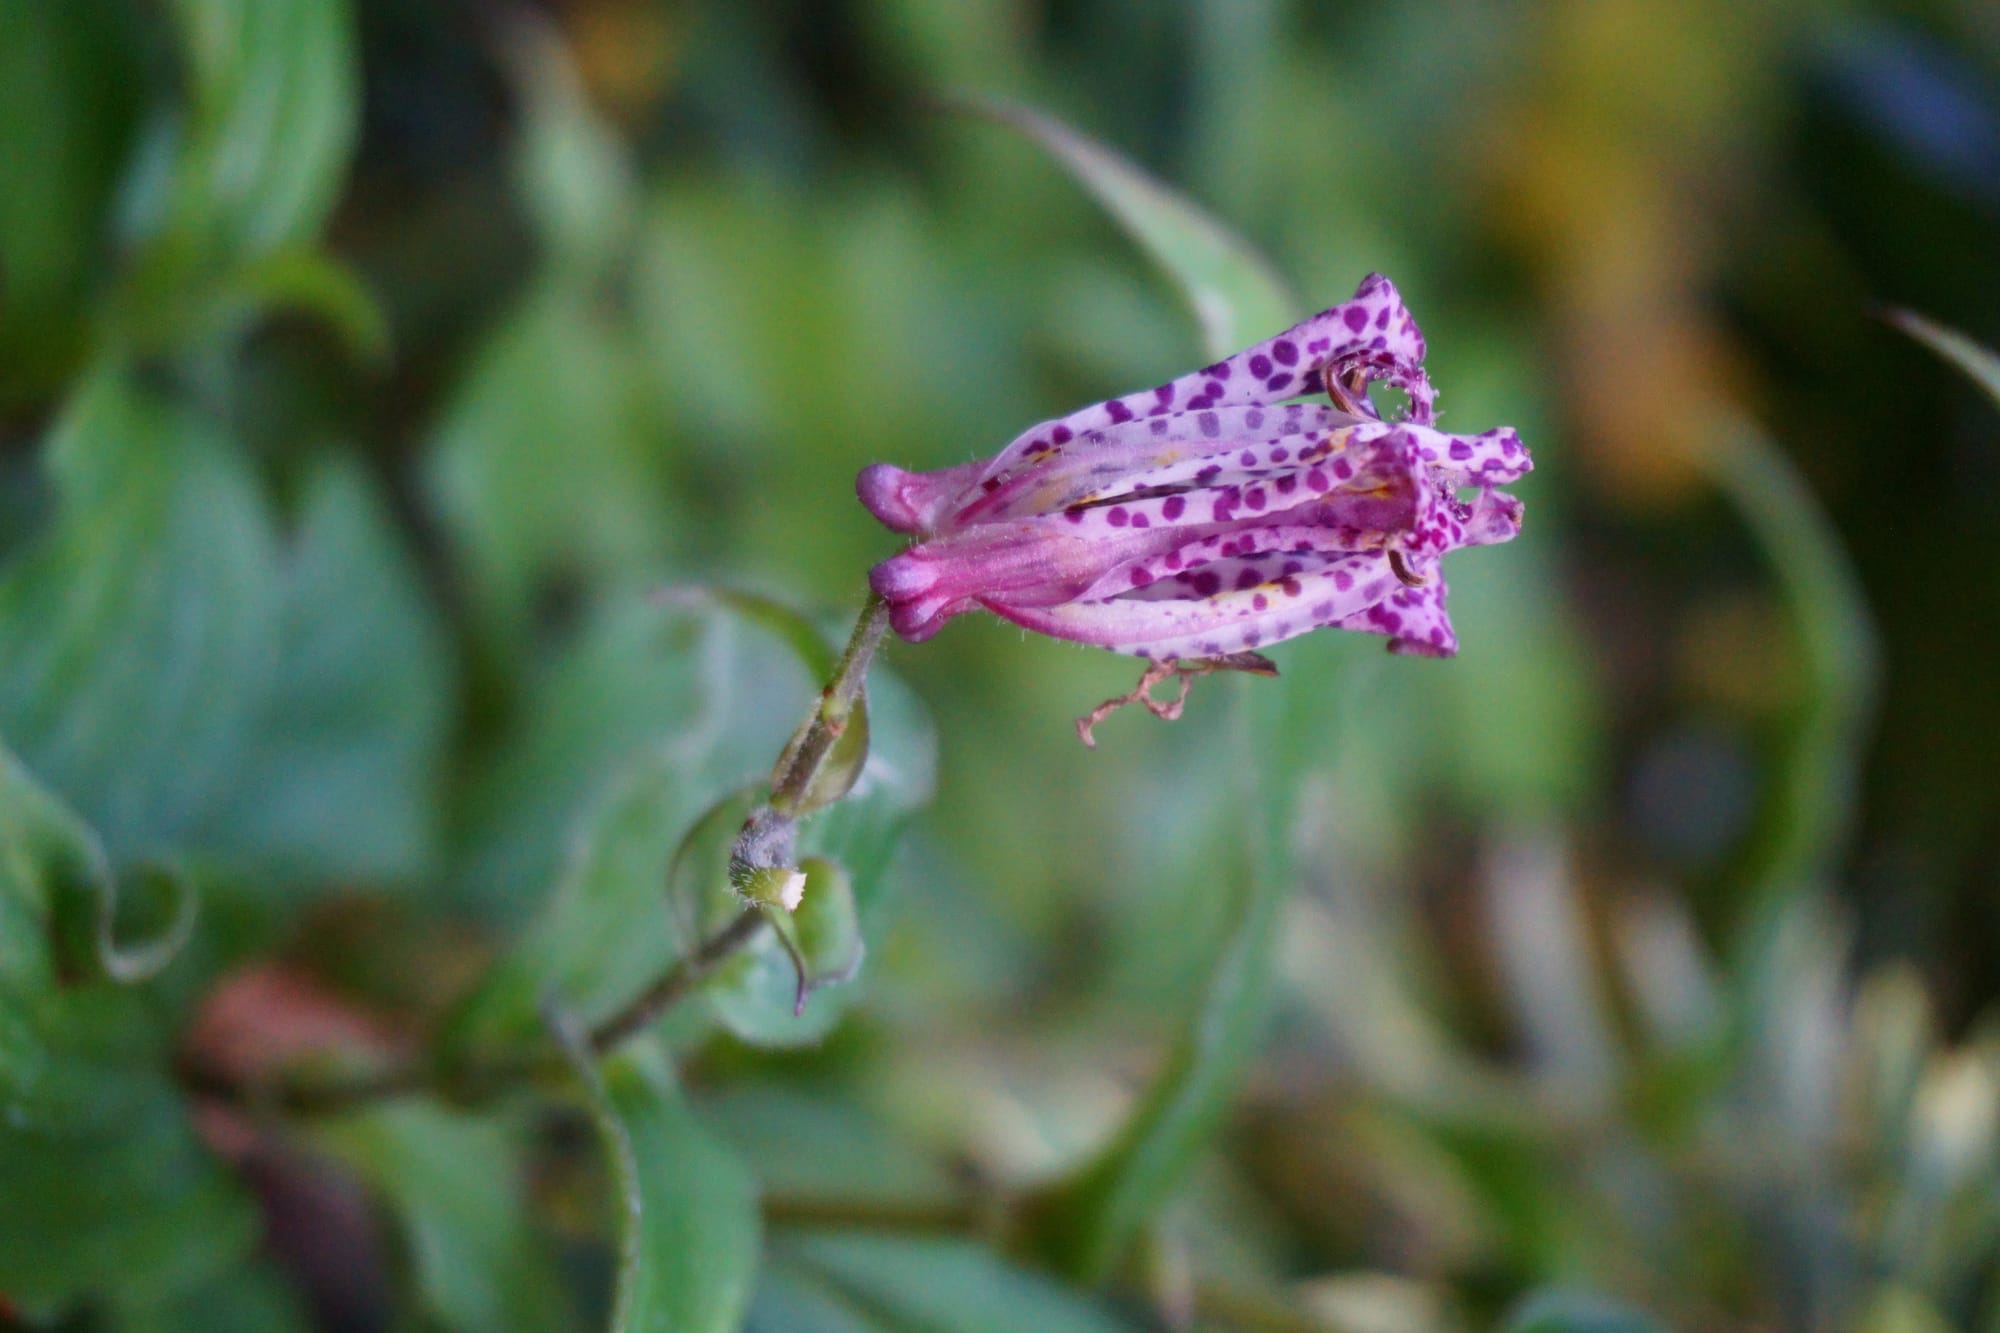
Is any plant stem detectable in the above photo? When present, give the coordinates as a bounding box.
[582,904,767,1055]
[773,592,889,810]
[187,592,895,1116]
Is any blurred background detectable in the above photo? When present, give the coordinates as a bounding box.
[4,1,2000,1330]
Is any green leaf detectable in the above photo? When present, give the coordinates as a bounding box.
[746,1266,882,1333]
[0,754,257,1316]
[704,1085,960,1207]
[0,0,143,402]
[963,95,1302,358]
[119,247,392,366]
[445,598,744,922]
[1699,417,1879,907]
[109,1260,312,1333]
[422,281,672,659]
[506,18,638,277]
[445,595,931,1050]
[446,761,739,1057]
[785,1234,1134,1333]
[1501,1290,1669,1333]
[0,367,282,864]
[0,740,195,986]
[0,989,259,1315]
[100,0,363,353]
[197,456,453,890]
[313,1103,575,1333]
[134,0,359,262]
[1031,676,1293,1282]
[1886,308,2000,413]
[552,1033,762,1333]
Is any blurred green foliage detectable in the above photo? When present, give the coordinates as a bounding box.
[2,1,1999,1331]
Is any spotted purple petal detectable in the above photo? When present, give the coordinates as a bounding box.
[857,276,1529,661]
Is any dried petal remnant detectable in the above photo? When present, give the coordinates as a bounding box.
[858,275,1529,664]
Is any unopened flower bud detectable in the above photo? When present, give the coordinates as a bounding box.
[737,864,807,912]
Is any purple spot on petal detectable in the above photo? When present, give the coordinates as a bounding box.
[1106,400,1134,423]
[1275,475,1297,495]
[1162,495,1186,520]
[1107,506,1129,527]
[1193,571,1222,596]
[1064,506,1085,523]
[1334,570,1354,591]
[1236,569,1262,591]
[1245,488,1267,511]
[1306,468,1330,491]
[1273,339,1299,366]
[1265,373,1294,392]
[1249,354,1272,378]
[1344,307,1368,333]
[1131,513,1149,528]
[1253,593,1269,611]
[1130,567,1152,587]
[1051,425,1073,444]
[1449,440,1472,460]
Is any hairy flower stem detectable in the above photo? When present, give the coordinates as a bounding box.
[187,593,894,1116]
[780,592,891,804]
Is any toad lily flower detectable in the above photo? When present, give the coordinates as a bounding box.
[858,275,1529,669]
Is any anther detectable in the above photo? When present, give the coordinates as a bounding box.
[1388,549,1429,587]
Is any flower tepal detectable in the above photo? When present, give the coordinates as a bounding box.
[858,275,1529,663]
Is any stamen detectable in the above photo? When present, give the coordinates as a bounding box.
[1388,549,1429,587]
[1324,363,1373,417]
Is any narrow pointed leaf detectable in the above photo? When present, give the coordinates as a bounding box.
[1700,417,1879,905]
[1886,308,2000,412]
[964,95,1301,358]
